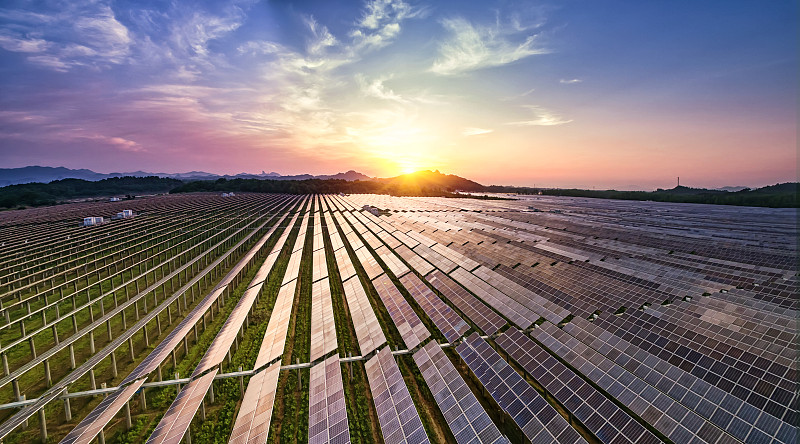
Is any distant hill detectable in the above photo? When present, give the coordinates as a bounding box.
[0,166,110,186]
[1,166,795,209]
[168,170,485,196]
[0,176,182,209]
[376,170,484,193]
[0,166,372,185]
[535,183,798,208]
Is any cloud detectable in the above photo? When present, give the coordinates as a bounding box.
[356,75,405,102]
[237,40,283,55]
[505,106,572,126]
[77,134,145,152]
[0,2,133,71]
[462,127,493,136]
[560,78,581,84]
[73,5,132,63]
[305,16,338,55]
[25,55,70,71]
[0,34,49,53]
[431,16,548,75]
[350,0,426,51]
[169,8,244,60]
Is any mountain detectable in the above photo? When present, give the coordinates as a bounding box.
[0,166,372,185]
[0,166,110,186]
[378,170,485,193]
[318,170,372,181]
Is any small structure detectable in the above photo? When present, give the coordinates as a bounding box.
[109,197,121,202]
[83,217,104,226]
[221,192,236,197]
[112,210,135,220]
[362,205,381,216]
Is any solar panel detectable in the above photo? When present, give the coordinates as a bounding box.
[495,329,660,444]
[310,278,338,362]
[412,244,458,274]
[399,273,468,344]
[448,267,537,329]
[429,243,481,272]
[375,229,403,250]
[374,245,410,278]
[123,210,299,385]
[255,278,298,368]
[60,379,147,444]
[146,370,217,444]
[281,223,306,285]
[365,347,430,444]
[455,333,587,444]
[341,276,386,356]
[309,356,351,444]
[354,246,384,280]
[371,274,429,350]
[229,361,282,444]
[565,315,794,443]
[328,231,353,270]
[194,232,295,376]
[532,322,737,444]
[312,248,329,283]
[393,244,435,277]
[412,342,509,444]
[472,266,568,324]
[426,270,506,335]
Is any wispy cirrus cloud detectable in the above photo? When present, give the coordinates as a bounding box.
[560,78,581,84]
[462,127,493,136]
[0,2,133,71]
[350,0,427,51]
[505,105,572,126]
[357,75,406,102]
[0,34,49,53]
[82,135,144,152]
[430,15,548,75]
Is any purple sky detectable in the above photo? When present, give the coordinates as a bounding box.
[0,0,796,189]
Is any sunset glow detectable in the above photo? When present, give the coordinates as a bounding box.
[0,0,796,189]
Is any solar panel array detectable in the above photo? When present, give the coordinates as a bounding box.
[496,328,660,444]
[412,342,509,444]
[399,273,468,344]
[426,269,506,335]
[309,355,351,444]
[371,274,430,350]
[448,266,538,328]
[48,199,301,444]
[4,192,795,444]
[365,347,429,444]
[456,333,588,444]
[310,278,338,362]
[340,276,386,356]
[255,273,298,368]
[147,371,218,444]
[230,362,282,444]
[60,379,147,444]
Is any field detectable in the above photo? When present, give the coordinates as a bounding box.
[0,192,796,444]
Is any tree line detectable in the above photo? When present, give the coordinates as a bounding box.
[0,176,181,209]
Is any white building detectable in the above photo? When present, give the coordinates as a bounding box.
[83,216,104,226]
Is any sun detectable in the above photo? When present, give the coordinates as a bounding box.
[394,157,425,175]
[399,164,419,175]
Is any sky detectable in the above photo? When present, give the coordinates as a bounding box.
[0,0,796,189]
